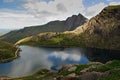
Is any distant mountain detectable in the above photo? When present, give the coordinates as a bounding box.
[0,14,87,43]
[0,29,11,36]
[16,5,120,50]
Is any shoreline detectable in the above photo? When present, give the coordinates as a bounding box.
[0,47,21,63]
[19,44,120,51]
[2,60,120,80]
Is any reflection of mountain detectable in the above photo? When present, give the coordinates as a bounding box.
[0,14,87,43]
[16,5,120,50]
[84,48,120,63]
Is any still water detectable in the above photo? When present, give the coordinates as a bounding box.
[0,46,119,77]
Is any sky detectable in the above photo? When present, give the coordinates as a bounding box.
[0,0,120,29]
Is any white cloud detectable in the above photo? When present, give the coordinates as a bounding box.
[0,0,85,29]
[109,2,120,5]
[85,3,107,18]
[23,0,84,19]
[0,10,47,29]
[49,51,81,61]
[1,0,119,29]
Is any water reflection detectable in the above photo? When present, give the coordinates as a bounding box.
[0,46,89,77]
[47,49,89,70]
[0,46,119,77]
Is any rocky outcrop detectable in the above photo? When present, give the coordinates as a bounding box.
[65,14,87,30]
[81,5,120,49]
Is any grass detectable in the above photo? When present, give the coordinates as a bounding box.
[59,71,73,76]
[75,64,90,75]
[0,40,19,63]
[98,70,120,80]
[106,5,120,10]
[90,60,120,72]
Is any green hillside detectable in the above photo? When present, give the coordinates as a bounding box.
[0,40,19,63]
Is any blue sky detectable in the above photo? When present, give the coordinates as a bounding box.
[0,0,120,29]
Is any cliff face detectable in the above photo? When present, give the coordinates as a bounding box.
[81,5,120,49]
[85,6,120,36]
[16,5,120,50]
[0,14,87,43]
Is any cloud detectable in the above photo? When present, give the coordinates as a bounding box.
[109,2,120,5]
[23,0,84,19]
[0,0,119,29]
[85,3,107,18]
[49,51,81,61]
[0,0,85,29]
[0,10,47,29]
[56,3,67,12]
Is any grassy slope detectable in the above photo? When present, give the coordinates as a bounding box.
[10,60,120,80]
[0,40,18,62]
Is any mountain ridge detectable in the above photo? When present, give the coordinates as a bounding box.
[0,13,87,43]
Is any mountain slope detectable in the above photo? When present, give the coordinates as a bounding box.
[81,5,120,49]
[0,14,87,43]
[16,5,120,50]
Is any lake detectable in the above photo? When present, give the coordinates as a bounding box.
[0,46,119,77]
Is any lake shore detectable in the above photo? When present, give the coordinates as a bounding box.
[0,48,21,63]
[3,60,120,80]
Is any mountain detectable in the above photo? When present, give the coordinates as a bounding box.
[0,14,87,43]
[0,40,19,63]
[80,5,120,49]
[0,29,11,36]
[16,5,120,50]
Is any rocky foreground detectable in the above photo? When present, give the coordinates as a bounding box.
[4,60,119,80]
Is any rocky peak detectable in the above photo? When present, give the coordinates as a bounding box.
[65,13,87,31]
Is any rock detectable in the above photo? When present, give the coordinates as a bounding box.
[88,62,103,66]
[80,62,103,73]
[67,73,76,77]
[59,64,73,72]
[65,14,87,30]
[68,66,77,72]
[80,72,107,80]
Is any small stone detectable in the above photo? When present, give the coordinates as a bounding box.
[67,73,76,77]
[68,66,77,72]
